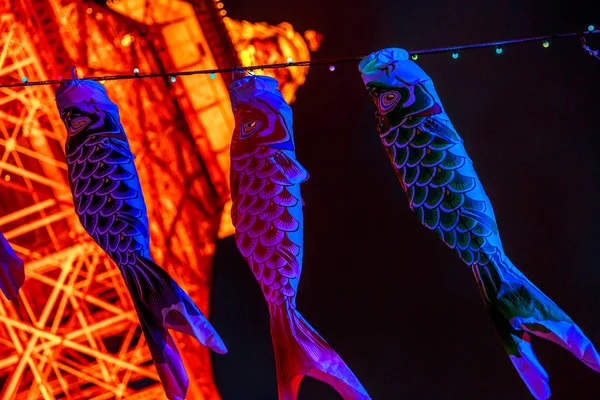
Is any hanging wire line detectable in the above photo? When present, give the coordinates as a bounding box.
[410,27,598,55]
[2,27,598,89]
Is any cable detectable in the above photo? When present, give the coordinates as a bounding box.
[2,27,598,89]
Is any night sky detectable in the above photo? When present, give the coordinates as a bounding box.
[209,1,600,399]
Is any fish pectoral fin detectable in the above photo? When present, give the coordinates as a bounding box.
[273,150,309,184]
[460,209,499,235]
[420,116,462,144]
[103,137,135,160]
[117,212,150,240]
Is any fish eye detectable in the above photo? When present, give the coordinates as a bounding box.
[62,108,93,135]
[379,90,400,114]
[241,119,261,138]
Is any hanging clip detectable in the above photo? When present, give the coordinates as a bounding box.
[580,35,599,60]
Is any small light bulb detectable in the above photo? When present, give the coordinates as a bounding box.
[451,51,459,59]
[4,175,10,182]
[588,24,595,32]
[542,40,550,48]
[99,80,106,85]
[410,54,418,60]
[170,76,176,83]
[286,57,293,64]
[21,76,27,82]
[133,68,139,75]
[86,7,93,14]
[495,46,503,54]
[329,65,336,71]
[209,73,216,79]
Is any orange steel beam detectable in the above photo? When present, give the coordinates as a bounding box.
[0,1,319,398]
[0,2,230,398]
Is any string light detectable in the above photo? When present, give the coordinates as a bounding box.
[2,27,597,88]
[329,65,336,71]
[542,40,550,48]
[133,68,140,75]
[209,73,216,79]
[21,76,27,83]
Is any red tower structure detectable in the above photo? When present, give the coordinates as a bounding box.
[0,1,319,398]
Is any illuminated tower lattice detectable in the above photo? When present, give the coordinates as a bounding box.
[0,0,318,398]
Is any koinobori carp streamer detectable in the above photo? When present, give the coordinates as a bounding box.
[55,79,227,400]
[359,47,600,400]
[0,231,25,300]
[228,75,371,400]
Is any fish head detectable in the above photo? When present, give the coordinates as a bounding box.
[228,75,294,160]
[55,79,122,139]
[359,48,443,135]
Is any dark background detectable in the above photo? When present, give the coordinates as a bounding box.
[210,1,600,399]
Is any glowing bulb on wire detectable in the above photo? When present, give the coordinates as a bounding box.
[451,51,459,59]
[542,40,550,48]
[410,54,418,60]
[287,57,293,64]
[210,73,216,79]
[495,46,503,54]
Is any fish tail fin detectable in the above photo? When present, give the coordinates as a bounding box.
[122,255,227,400]
[472,256,600,400]
[269,305,370,400]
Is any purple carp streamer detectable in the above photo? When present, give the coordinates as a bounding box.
[229,75,370,400]
[55,80,227,400]
[0,232,24,300]
[359,48,600,399]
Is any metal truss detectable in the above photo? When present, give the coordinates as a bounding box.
[0,1,232,397]
[0,0,315,398]
[223,17,322,104]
